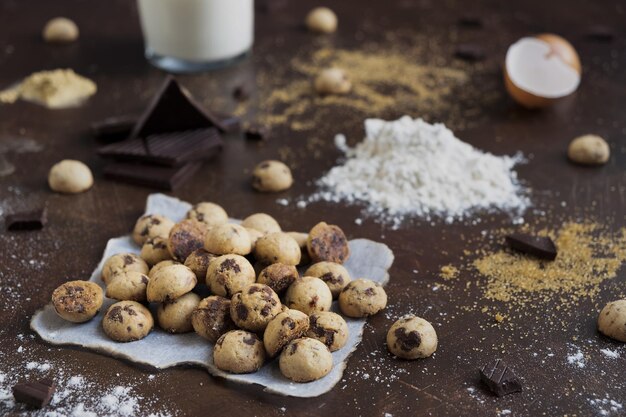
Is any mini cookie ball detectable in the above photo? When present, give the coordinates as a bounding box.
[264,309,310,357]
[102,301,153,342]
[105,271,149,302]
[186,202,228,226]
[241,213,281,235]
[285,276,332,315]
[167,219,208,262]
[245,228,264,251]
[568,134,610,165]
[51,280,103,323]
[307,222,350,264]
[204,223,252,256]
[598,299,626,342]
[191,295,236,343]
[140,236,171,266]
[254,232,301,266]
[279,337,333,382]
[43,17,79,43]
[146,264,197,303]
[305,7,338,34]
[213,330,266,374]
[48,160,93,194]
[148,260,179,279]
[286,231,311,265]
[230,283,282,333]
[184,248,216,280]
[305,262,351,298]
[206,254,256,298]
[307,312,349,352]
[252,160,293,193]
[132,214,175,246]
[314,68,351,95]
[338,278,387,318]
[157,292,201,334]
[386,316,438,359]
[101,253,149,285]
[257,263,299,295]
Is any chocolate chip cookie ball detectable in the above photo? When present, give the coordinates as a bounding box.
[146,264,197,303]
[314,68,351,95]
[254,233,301,266]
[286,231,311,265]
[191,296,236,343]
[307,222,350,264]
[167,219,208,262]
[305,7,338,34]
[338,279,387,318]
[186,202,228,226]
[307,312,349,352]
[105,271,149,302]
[285,276,332,315]
[252,160,293,193]
[101,253,149,285]
[305,262,351,298]
[102,301,154,342]
[230,283,282,333]
[598,299,626,342]
[184,248,216,280]
[257,263,299,295]
[148,260,180,279]
[204,223,252,256]
[51,280,103,323]
[206,254,256,298]
[43,17,79,43]
[386,316,438,359]
[132,214,175,246]
[157,292,201,334]
[140,236,171,266]
[48,159,93,194]
[241,213,281,235]
[279,337,333,382]
[568,134,610,166]
[213,330,266,374]
[264,309,310,357]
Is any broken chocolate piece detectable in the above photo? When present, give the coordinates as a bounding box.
[454,43,486,61]
[244,124,270,141]
[457,15,483,28]
[104,161,202,190]
[12,379,56,408]
[233,85,250,101]
[505,233,557,260]
[479,359,522,397]
[6,207,47,231]
[91,115,137,142]
[585,25,614,42]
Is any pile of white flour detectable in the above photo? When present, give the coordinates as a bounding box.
[310,116,528,224]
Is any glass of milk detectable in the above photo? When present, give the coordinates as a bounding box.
[137,0,254,72]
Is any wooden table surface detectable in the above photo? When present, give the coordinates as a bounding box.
[1,0,625,416]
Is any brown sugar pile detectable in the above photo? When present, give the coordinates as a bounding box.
[440,265,460,280]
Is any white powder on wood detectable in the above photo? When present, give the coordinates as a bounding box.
[310,116,528,223]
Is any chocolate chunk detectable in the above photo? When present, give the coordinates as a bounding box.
[454,43,486,61]
[236,303,249,321]
[103,161,202,190]
[6,207,47,231]
[457,15,483,28]
[394,327,421,351]
[244,124,270,141]
[91,115,137,142]
[585,25,614,42]
[505,233,557,260]
[479,359,522,397]
[233,85,250,101]
[12,379,56,408]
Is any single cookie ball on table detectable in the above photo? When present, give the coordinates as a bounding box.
[264,309,310,357]
[167,219,208,262]
[101,253,149,285]
[305,261,351,298]
[140,236,171,266]
[184,248,216,281]
[43,17,79,43]
[157,292,201,334]
[286,231,311,265]
[285,276,332,315]
[279,337,333,382]
[52,280,103,323]
[254,232,301,265]
[206,254,256,298]
[307,311,349,352]
[230,283,282,333]
[338,278,387,318]
[105,271,149,302]
[257,263,299,295]
[132,214,175,246]
[204,223,252,256]
[307,222,350,264]
[213,330,266,374]
[186,202,228,226]
[568,134,610,165]
[314,68,351,95]
[252,160,293,193]
[48,159,93,194]
[305,7,338,34]
[598,299,626,342]
[146,264,197,303]
[191,295,236,343]
[102,301,153,342]
[241,213,281,235]
[148,260,179,279]
[387,316,438,359]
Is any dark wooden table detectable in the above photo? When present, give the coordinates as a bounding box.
[1,0,625,416]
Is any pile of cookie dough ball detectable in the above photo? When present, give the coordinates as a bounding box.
[50,201,392,383]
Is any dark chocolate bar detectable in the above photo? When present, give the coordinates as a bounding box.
[103,161,202,190]
[6,207,48,231]
[12,379,56,408]
[505,233,557,260]
[91,115,137,142]
[479,359,522,397]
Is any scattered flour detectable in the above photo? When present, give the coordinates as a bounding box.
[589,396,623,416]
[599,348,620,359]
[566,349,586,369]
